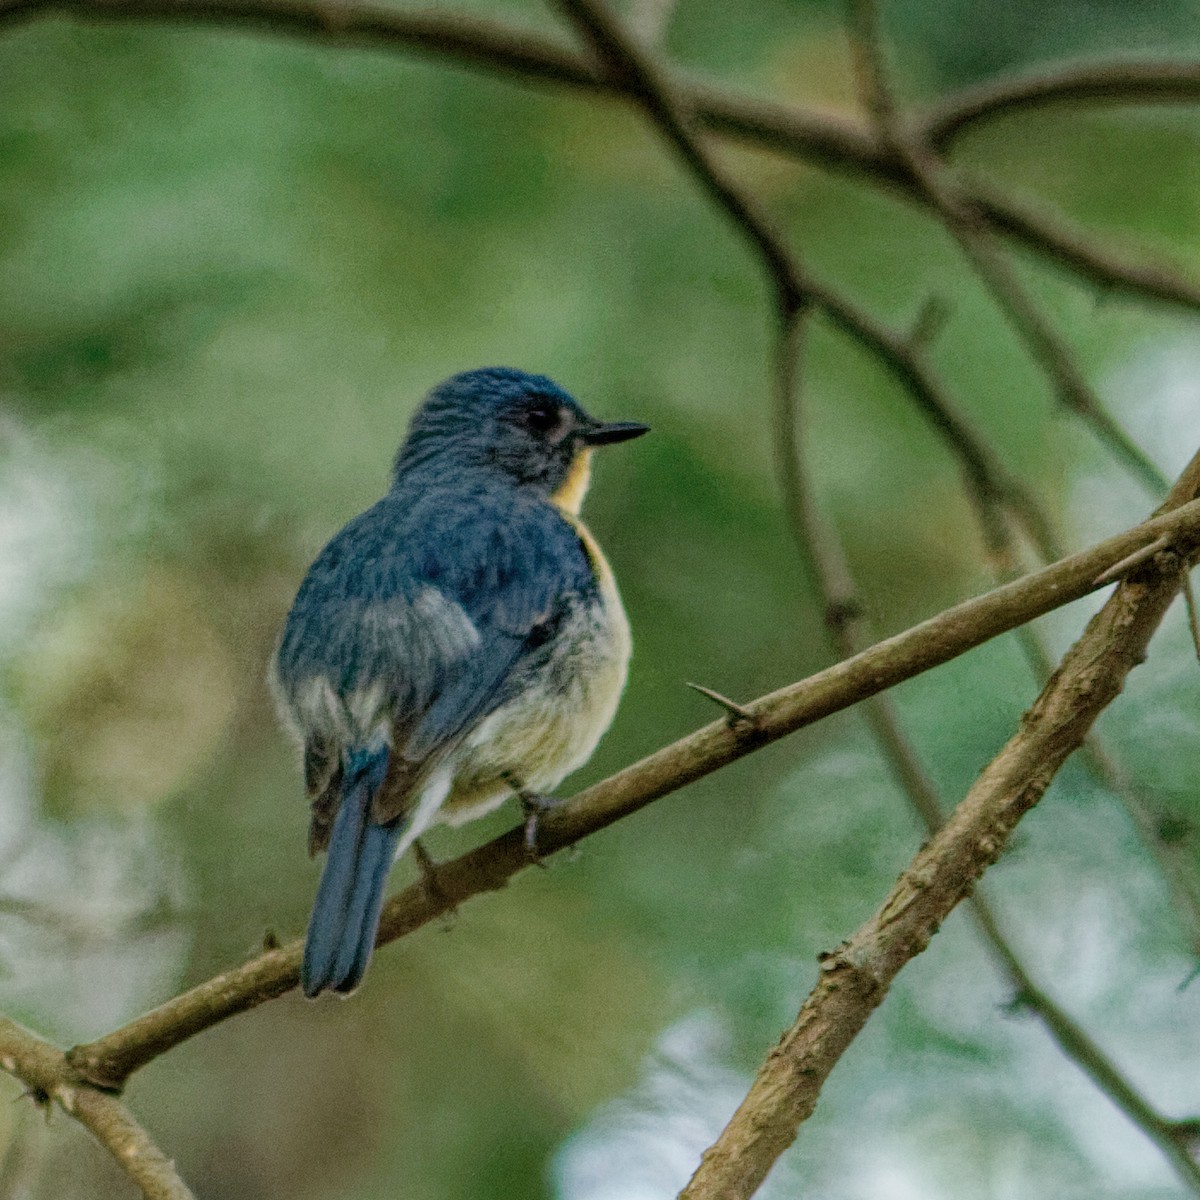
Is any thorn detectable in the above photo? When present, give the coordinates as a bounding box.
[686,682,757,727]
[1093,533,1173,586]
[261,929,280,952]
[999,988,1033,1016]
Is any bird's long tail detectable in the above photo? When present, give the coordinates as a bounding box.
[301,748,404,997]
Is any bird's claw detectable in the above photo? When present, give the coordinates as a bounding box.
[505,776,561,867]
[412,838,458,923]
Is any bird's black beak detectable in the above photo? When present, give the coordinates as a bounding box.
[581,420,651,446]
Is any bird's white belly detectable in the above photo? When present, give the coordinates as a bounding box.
[439,584,631,825]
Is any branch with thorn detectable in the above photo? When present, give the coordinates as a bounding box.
[0,1018,194,1200]
[56,495,1200,1094]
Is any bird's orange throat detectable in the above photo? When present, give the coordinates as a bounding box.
[551,448,593,517]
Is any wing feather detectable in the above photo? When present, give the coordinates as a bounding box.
[273,487,596,831]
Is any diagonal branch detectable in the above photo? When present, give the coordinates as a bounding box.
[0,1017,194,1200]
[770,304,1200,1195]
[61,495,1200,1092]
[547,0,1063,561]
[546,1,1200,1191]
[849,0,1200,954]
[681,446,1200,1198]
[548,0,808,317]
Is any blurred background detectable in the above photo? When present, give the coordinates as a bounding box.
[2,0,1200,1196]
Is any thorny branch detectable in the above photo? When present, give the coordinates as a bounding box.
[767,306,1200,1194]
[0,1018,194,1200]
[62,496,1200,1093]
[680,481,1197,1198]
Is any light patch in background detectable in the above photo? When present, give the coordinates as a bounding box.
[553,1010,799,1200]
[1107,336,1200,481]
[0,416,102,655]
[0,416,190,1034]
[0,718,189,1038]
[1071,334,1200,548]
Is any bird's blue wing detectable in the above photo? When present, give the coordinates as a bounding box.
[273,488,597,829]
[374,492,598,820]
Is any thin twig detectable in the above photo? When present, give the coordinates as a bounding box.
[547,0,808,317]
[0,1018,194,1200]
[1184,573,1200,663]
[847,0,1168,496]
[1094,531,1175,585]
[61,496,1200,1092]
[968,178,1200,313]
[923,60,1200,151]
[0,0,1196,316]
[552,0,1064,563]
[803,285,1064,561]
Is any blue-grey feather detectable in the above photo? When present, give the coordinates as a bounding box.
[275,478,597,761]
[300,748,396,997]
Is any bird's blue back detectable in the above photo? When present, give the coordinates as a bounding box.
[275,467,599,748]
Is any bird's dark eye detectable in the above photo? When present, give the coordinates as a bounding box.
[524,400,560,433]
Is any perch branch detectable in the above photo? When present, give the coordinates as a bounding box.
[61,495,1200,1092]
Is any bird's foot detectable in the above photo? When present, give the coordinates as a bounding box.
[412,838,458,924]
[504,774,563,867]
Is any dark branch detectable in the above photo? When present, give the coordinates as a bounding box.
[0,0,1197,315]
[923,60,1200,151]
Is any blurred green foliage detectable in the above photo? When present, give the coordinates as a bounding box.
[1,1,1200,1197]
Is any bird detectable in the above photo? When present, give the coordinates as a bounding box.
[270,367,648,997]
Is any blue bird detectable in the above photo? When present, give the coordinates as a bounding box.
[270,367,648,997]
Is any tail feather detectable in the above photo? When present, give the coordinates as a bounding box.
[301,749,403,998]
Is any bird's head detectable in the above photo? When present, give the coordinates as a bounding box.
[394,368,648,512]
